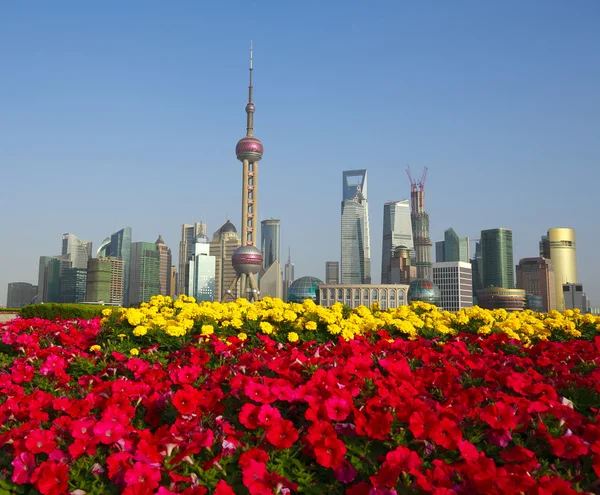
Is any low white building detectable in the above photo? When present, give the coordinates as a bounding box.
[318,284,409,310]
[432,261,473,312]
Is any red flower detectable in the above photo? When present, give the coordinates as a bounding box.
[107,451,133,484]
[365,411,392,440]
[71,418,95,439]
[124,461,162,490]
[244,380,274,404]
[457,440,479,462]
[239,447,269,468]
[31,461,69,495]
[93,420,125,444]
[25,429,56,454]
[549,435,589,459]
[431,417,463,450]
[239,403,261,430]
[409,409,438,440]
[325,395,351,421]
[11,451,35,484]
[315,436,347,468]
[257,404,281,427]
[214,480,236,495]
[266,419,298,449]
[479,402,519,430]
[171,385,199,415]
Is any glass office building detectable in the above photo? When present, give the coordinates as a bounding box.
[381,200,414,284]
[341,169,371,284]
[261,219,280,269]
[110,227,132,306]
[481,228,514,289]
[129,242,160,306]
[187,237,216,302]
[62,233,93,269]
[60,268,88,303]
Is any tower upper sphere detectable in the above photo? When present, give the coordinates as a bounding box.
[236,41,263,163]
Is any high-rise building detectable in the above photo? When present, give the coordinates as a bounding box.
[226,43,265,301]
[407,167,432,280]
[128,242,160,306]
[188,236,216,302]
[7,282,37,308]
[86,259,112,303]
[381,200,413,284]
[60,268,87,303]
[436,228,470,263]
[390,246,416,285]
[516,257,556,312]
[37,256,53,303]
[62,233,93,269]
[432,261,473,312]
[43,256,71,303]
[283,249,295,302]
[563,283,590,313]
[541,228,577,311]
[97,237,111,258]
[109,227,132,306]
[481,228,514,289]
[178,222,207,296]
[169,266,177,299]
[209,221,241,301]
[259,219,283,299]
[261,219,280,270]
[471,240,483,304]
[155,235,172,296]
[341,169,371,284]
[104,257,125,306]
[326,261,340,284]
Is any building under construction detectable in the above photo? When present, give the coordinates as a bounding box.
[407,167,433,280]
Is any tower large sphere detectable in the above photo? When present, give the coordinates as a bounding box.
[232,244,263,275]
[236,136,263,162]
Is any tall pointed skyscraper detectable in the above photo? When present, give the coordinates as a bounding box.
[341,169,371,284]
[407,167,432,280]
[225,42,264,301]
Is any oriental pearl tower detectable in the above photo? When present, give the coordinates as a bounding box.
[225,42,264,301]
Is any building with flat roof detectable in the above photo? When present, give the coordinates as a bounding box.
[129,242,160,306]
[155,235,172,297]
[109,227,132,306]
[563,283,591,313]
[516,257,556,312]
[60,268,88,303]
[187,236,216,302]
[318,283,409,310]
[178,222,207,296]
[481,228,514,289]
[433,261,473,312]
[381,200,413,283]
[326,261,339,284]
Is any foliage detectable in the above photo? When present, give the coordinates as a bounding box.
[19,303,108,320]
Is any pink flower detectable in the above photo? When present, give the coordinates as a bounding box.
[11,451,35,484]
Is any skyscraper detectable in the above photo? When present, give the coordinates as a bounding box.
[390,246,416,285]
[326,261,340,284]
[407,167,432,280]
[226,43,264,301]
[86,259,112,303]
[60,268,88,303]
[188,236,216,302]
[37,256,53,303]
[128,242,160,306]
[178,222,207,296]
[109,227,132,306]
[542,228,577,311]
[97,237,111,258]
[471,240,483,303]
[210,221,241,301]
[261,219,280,270]
[7,282,37,308]
[516,257,556,312]
[169,266,177,299]
[155,235,172,296]
[381,200,413,284]
[437,228,471,263]
[481,228,514,289]
[341,169,371,284]
[433,261,473,311]
[283,249,295,302]
[62,233,93,269]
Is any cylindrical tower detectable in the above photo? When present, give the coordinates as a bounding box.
[228,42,264,301]
[547,228,577,311]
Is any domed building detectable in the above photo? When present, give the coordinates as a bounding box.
[407,279,441,306]
[286,276,324,303]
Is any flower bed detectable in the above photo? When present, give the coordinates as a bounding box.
[0,300,600,494]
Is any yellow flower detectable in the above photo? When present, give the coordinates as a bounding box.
[130,348,139,356]
[133,325,148,336]
[102,308,113,317]
[287,331,299,342]
[237,332,248,341]
[201,324,214,336]
[118,334,126,339]
[89,345,101,352]
[260,322,274,334]
[305,321,318,331]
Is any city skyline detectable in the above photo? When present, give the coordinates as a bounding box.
[1,2,599,306]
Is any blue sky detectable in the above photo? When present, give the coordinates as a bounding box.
[1,1,599,307]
